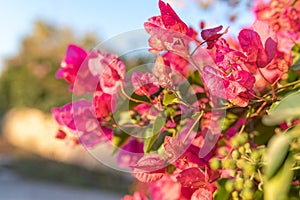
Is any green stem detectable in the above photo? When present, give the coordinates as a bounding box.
[183,110,204,144]
[120,86,151,105]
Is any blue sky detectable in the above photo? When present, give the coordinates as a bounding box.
[0,0,253,71]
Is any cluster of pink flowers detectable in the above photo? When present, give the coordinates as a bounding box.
[52,0,300,199]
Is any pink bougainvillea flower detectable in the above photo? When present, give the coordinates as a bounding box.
[255,0,300,54]
[163,52,194,78]
[88,50,125,94]
[202,65,255,107]
[117,138,144,168]
[164,135,207,169]
[215,38,247,71]
[201,25,228,49]
[149,175,182,200]
[236,21,292,90]
[202,38,256,106]
[133,103,159,123]
[191,188,213,200]
[177,167,206,188]
[238,21,277,68]
[152,55,173,88]
[158,0,188,34]
[56,44,87,87]
[164,136,185,161]
[56,44,101,95]
[122,192,148,200]
[52,100,112,148]
[93,85,116,119]
[132,72,160,97]
[79,126,112,148]
[144,0,198,55]
[133,154,166,183]
[52,101,83,130]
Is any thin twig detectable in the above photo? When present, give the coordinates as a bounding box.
[120,86,151,105]
[183,110,204,143]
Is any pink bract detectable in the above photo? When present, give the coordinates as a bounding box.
[144,0,198,55]
[132,72,160,97]
[201,25,228,49]
[93,86,116,118]
[88,50,125,95]
[56,44,87,91]
[238,21,277,68]
[52,100,112,148]
[116,138,144,168]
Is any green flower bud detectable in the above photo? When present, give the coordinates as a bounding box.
[232,150,241,160]
[235,177,244,191]
[241,188,254,200]
[238,133,248,145]
[209,158,220,170]
[231,137,240,148]
[250,150,261,161]
[244,179,254,188]
[244,164,256,177]
[229,170,237,177]
[225,180,235,192]
[220,148,229,156]
[222,159,236,169]
[244,143,251,153]
[236,159,246,169]
[232,191,239,199]
[238,146,246,154]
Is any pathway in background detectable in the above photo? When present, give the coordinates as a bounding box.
[0,167,122,200]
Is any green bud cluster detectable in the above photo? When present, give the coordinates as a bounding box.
[212,132,267,200]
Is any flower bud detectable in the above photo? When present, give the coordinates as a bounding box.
[236,159,246,169]
[231,137,240,148]
[250,150,261,161]
[235,177,244,191]
[232,191,239,200]
[238,146,245,154]
[209,158,221,170]
[232,150,240,160]
[244,164,255,177]
[237,133,248,144]
[244,179,254,188]
[222,159,236,169]
[225,180,235,192]
[241,188,254,200]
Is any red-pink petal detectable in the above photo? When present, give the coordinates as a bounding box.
[191,188,213,200]
[177,167,206,188]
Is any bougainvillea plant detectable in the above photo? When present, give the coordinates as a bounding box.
[52,0,300,199]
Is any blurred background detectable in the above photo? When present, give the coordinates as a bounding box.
[0,0,253,199]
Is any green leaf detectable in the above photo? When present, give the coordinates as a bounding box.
[153,115,165,134]
[253,120,276,145]
[112,129,130,154]
[291,43,300,70]
[287,70,299,82]
[221,113,238,132]
[264,155,294,200]
[188,70,203,86]
[163,90,179,106]
[143,115,165,153]
[284,124,300,139]
[151,130,172,151]
[214,179,230,200]
[264,133,291,180]
[263,91,300,126]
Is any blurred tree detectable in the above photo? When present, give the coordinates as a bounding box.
[0,20,98,115]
